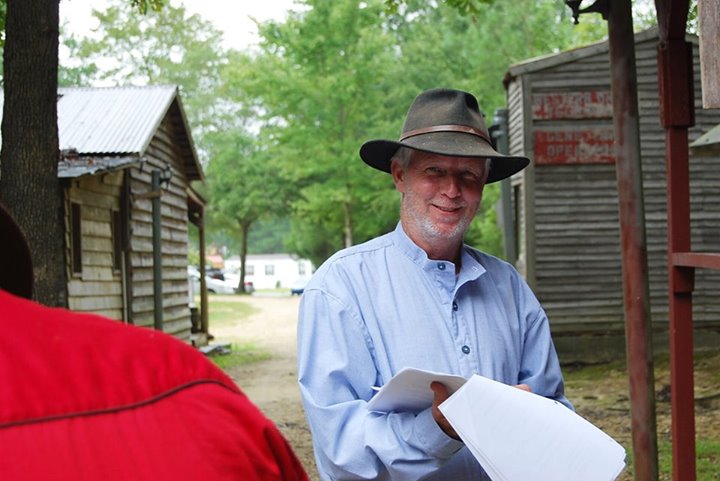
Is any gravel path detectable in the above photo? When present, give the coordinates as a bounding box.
[210,294,320,480]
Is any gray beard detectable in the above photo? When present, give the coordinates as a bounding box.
[402,200,470,245]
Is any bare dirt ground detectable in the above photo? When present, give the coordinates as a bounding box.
[213,294,720,481]
[210,294,320,479]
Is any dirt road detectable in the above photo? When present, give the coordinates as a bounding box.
[211,294,319,479]
[213,294,720,481]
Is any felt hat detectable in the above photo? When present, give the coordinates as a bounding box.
[359,88,530,183]
[0,202,33,299]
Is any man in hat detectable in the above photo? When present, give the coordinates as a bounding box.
[297,88,571,480]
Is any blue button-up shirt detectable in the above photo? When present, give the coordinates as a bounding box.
[297,223,571,480]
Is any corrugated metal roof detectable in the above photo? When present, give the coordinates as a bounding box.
[0,85,204,182]
[506,28,663,78]
[57,85,177,155]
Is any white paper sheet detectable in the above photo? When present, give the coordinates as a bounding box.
[366,367,468,413]
[439,374,626,481]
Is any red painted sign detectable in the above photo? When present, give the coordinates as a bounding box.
[532,91,613,120]
[533,128,616,165]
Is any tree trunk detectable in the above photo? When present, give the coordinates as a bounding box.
[0,0,67,306]
[238,220,251,293]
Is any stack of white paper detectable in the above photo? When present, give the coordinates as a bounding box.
[439,374,626,481]
[367,367,467,413]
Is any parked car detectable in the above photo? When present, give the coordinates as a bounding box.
[224,272,255,294]
[187,266,234,294]
[290,276,311,296]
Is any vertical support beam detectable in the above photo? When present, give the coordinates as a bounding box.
[198,211,209,336]
[658,33,697,481]
[521,75,536,289]
[121,169,134,325]
[493,108,517,264]
[697,0,720,108]
[607,2,658,480]
[151,169,163,331]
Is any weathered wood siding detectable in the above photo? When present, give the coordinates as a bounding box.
[128,113,192,339]
[507,30,720,335]
[65,171,125,320]
[507,76,528,279]
[698,0,720,108]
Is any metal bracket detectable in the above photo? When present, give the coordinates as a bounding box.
[565,0,609,24]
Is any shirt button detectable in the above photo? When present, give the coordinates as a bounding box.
[438,263,446,270]
[461,345,471,354]
[452,302,458,311]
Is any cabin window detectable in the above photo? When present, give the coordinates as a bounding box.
[298,262,306,275]
[265,264,275,276]
[246,265,255,276]
[71,202,82,275]
[111,210,122,272]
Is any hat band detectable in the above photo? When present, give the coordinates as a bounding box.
[400,124,490,143]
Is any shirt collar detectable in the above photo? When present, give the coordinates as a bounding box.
[392,222,487,283]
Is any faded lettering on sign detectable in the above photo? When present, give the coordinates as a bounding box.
[533,128,616,165]
[532,91,613,120]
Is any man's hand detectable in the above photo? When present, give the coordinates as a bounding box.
[430,382,461,440]
[431,381,533,440]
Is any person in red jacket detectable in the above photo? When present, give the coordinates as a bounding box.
[0,202,308,481]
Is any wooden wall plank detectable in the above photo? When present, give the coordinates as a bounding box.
[507,31,720,338]
[66,173,124,319]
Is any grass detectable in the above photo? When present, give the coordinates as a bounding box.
[621,438,720,481]
[209,342,271,370]
[201,294,259,327]
[201,295,270,370]
[564,350,720,480]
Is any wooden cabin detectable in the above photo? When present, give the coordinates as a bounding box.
[502,28,720,361]
[57,85,207,342]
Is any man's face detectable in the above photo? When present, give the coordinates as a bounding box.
[391,151,489,251]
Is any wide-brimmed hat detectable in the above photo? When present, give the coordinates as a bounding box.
[360,88,530,183]
[0,202,33,299]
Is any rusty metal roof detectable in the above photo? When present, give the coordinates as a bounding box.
[57,155,142,179]
[56,85,204,182]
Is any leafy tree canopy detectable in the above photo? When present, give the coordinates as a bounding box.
[57,0,673,266]
[227,0,610,260]
[60,0,229,142]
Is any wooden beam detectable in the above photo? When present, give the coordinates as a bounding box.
[698,0,720,107]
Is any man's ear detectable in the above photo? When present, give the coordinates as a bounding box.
[391,159,405,193]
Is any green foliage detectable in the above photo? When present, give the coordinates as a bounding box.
[384,0,495,15]
[203,127,290,274]
[187,246,200,268]
[393,0,607,114]
[60,0,228,139]
[202,297,270,369]
[129,0,165,14]
[231,0,406,262]
[209,343,271,370]
[59,0,663,268]
[0,0,6,48]
[228,0,609,264]
[464,183,502,257]
[204,297,259,327]
[248,218,292,254]
[621,434,720,480]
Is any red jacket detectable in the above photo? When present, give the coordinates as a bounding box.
[0,290,308,481]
